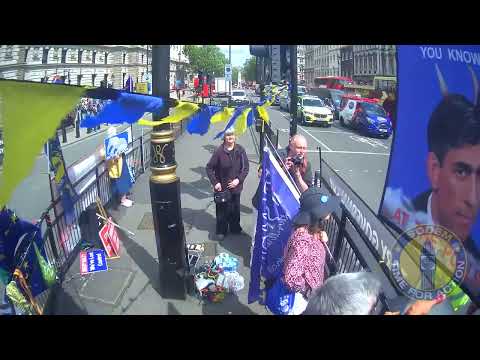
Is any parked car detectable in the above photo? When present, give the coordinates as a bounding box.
[230,89,250,105]
[297,95,334,127]
[279,89,289,110]
[338,96,392,138]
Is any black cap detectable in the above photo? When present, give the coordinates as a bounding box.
[292,187,340,226]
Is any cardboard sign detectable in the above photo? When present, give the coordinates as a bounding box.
[135,82,148,94]
[80,249,108,275]
[99,218,120,258]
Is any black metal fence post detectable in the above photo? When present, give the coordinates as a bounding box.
[75,112,81,139]
[45,214,60,264]
[333,207,347,267]
[95,165,101,198]
[61,123,67,143]
[259,124,265,162]
[139,135,145,174]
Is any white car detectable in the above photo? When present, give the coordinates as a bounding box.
[297,96,334,127]
[279,89,289,110]
[230,89,249,105]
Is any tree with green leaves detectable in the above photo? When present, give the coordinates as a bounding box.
[242,56,256,82]
[183,45,228,78]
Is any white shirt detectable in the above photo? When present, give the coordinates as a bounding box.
[426,192,436,226]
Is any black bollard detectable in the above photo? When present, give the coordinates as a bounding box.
[75,112,81,138]
[62,122,67,143]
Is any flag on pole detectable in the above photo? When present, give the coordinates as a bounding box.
[248,147,300,305]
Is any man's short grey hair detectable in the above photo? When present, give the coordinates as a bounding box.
[223,127,235,140]
[303,272,382,315]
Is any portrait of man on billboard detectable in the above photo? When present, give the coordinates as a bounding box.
[412,64,480,258]
[380,45,480,305]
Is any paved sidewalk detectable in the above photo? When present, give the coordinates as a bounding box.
[51,118,270,315]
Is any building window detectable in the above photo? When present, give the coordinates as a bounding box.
[32,48,40,62]
[52,48,59,62]
[42,48,49,64]
[4,46,13,60]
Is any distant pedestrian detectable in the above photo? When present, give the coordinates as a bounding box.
[206,127,249,241]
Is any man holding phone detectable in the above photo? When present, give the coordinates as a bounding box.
[278,134,313,193]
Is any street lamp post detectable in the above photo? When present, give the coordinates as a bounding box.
[150,45,188,299]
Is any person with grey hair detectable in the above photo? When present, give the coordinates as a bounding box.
[303,272,382,315]
[278,134,313,193]
[206,127,249,241]
[303,271,448,315]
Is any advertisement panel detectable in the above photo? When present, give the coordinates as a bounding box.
[380,45,480,304]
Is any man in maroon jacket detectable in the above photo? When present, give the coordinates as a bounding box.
[206,128,250,241]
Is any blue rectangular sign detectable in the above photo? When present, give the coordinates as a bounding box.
[80,249,108,274]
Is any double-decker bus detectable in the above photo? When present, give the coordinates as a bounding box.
[343,76,397,104]
[313,76,354,90]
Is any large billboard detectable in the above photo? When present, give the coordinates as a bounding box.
[380,45,480,304]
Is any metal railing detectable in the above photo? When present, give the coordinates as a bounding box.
[12,129,156,314]
[262,120,401,314]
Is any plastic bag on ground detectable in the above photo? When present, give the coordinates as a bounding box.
[221,272,245,293]
[213,253,239,273]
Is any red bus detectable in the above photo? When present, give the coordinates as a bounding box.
[313,76,354,90]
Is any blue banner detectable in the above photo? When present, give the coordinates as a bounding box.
[47,136,77,226]
[248,147,300,304]
[379,45,480,302]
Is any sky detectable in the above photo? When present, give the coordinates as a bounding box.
[217,45,251,68]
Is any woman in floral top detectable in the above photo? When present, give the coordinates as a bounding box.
[283,187,340,314]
